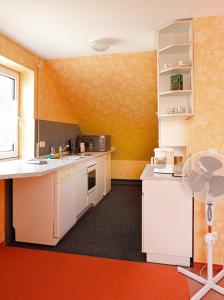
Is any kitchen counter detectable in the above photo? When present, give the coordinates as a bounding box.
[0,150,114,180]
[140,164,182,181]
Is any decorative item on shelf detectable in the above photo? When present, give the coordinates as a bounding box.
[171,74,183,91]
[167,107,172,114]
[163,63,171,69]
[178,60,188,66]
[175,106,181,114]
[160,63,172,72]
[167,107,175,114]
[167,106,186,115]
[180,106,186,114]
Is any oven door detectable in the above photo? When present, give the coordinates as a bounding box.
[87,164,96,194]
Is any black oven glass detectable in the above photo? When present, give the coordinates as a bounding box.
[88,169,96,190]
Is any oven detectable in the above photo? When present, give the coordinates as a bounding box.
[87,163,96,194]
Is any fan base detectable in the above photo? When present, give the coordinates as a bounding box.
[178,232,224,299]
[178,267,224,299]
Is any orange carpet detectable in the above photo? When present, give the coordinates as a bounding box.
[0,245,189,300]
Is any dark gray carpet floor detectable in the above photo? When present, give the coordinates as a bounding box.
[9,184,146,262]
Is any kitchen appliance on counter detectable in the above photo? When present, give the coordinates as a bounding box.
[78,135,111,152]
[173,161,184,177]
[151,148,175,174]
[69,138,79,154]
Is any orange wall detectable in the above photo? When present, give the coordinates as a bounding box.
[0,33,39,71]
[193,15,224,264]
[0,32,77,124]
[45,52,158,179]
[38,61,77,124]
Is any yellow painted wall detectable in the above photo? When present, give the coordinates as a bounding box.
[45,52,158,179]
[193,15,224,264]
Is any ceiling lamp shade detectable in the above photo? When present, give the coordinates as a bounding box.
[91,38,110,52]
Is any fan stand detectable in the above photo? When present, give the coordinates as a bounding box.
[178,231,224,299]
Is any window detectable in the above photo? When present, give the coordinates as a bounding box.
[0,66,19,159]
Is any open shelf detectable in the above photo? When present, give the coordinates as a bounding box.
[159,19,192,34]
[159,66,192,75]
[158,113,193,120]
[160,90,192,96]
[159,43,191,55]
[157,19,194,148]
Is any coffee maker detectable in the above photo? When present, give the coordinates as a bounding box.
[69,138,79,154]
[151,148,175,174]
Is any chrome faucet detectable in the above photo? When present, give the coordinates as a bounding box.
[59,144,69,158]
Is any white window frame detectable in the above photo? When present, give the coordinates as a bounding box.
[0,65,19,160]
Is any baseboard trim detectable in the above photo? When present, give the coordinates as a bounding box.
[146,253,191,267]
[112,179,141,186]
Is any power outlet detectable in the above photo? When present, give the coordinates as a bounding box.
[39,141,46,148]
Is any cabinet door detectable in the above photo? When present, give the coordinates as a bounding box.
[142,179,192,258]
[104,153,111,195]
[54,167,77,238]
[96,157,105,205]
[75,169,88,216]
[13,173,56,245]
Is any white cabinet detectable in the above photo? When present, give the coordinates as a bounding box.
[142,177,193,266]
[74,165,88,216]
[13,172,57,245]
[54,167,77,238]
[95,153,111,205]
[13,162,88,246]
[96,155,106,205]
[13,154,111,246]
[104,153,111,195]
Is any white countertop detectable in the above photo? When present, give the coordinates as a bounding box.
[140,164,182,181]
[0,150,113,180]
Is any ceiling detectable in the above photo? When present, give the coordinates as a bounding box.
[0,0,223,59]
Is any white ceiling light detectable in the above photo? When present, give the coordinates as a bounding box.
[91,38,110,52]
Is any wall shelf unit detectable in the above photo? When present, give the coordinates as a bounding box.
[159,43,191,54]
[158,113,193,120]
[160,90,192,97]
[157,19,194,151]
[159,66,192,75]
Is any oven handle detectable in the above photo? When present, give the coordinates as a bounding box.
[87,164,96,172]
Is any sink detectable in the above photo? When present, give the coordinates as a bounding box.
[47,153,93,161]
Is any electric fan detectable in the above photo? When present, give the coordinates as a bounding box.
[178,150,224,300]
